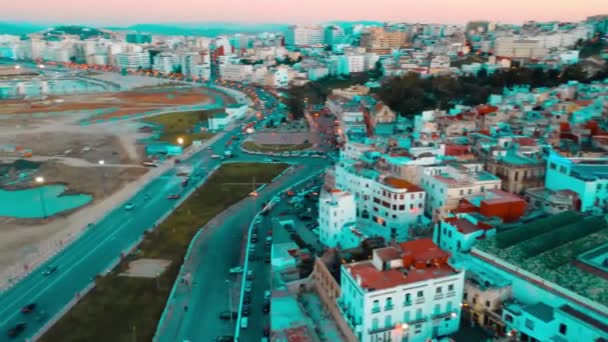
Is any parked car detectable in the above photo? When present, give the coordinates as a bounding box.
[242,304,250,316]
[246,270,254,280]
[229,266,243,274]
[215,336,234,342]
[167,194,181,200]
[219,311,238,320]
[124,203,135,210]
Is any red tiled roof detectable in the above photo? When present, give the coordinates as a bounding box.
[444,217,490,234]
[513,137,537,146]
[346,261,456,290]
[475,105,499,116]
[399,238,450,262]
[383,177,423,192]
[375,247,402,262]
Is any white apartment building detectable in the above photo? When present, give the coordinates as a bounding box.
[494,37,547,59]
[180,52,202,76]
[346,53,366,73]
[421,163,502,220]
[318,189,357,248]
[264,67,289,88]
[364,53,380,71]
[433,213,496,254]
[335,159,426,241]
[115,52,150,70]
[219,63,253,82]
[192,64,211,80]
[286,25,324,46]
[338,239,465,342]
[153,53,179,74]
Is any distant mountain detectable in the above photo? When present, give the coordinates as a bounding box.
[0,22,49,35]
[104,23,290,37]
[44,25,110,40]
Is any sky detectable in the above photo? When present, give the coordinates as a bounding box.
[2,0,608,26]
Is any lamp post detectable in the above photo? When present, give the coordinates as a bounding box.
[35,176,47,219]
[177,137,184,146]
[98,160,106,196]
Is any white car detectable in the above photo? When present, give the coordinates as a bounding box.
[124,203,135,210]
[263,158,272,162]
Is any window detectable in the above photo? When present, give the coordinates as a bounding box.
[400,194,404,200]
[404,311,411,322]
[448,284,454,292]
[485,300,491,308]
[372,300,380,313]
[410,204,414,209]
[384,315,392,328]
[434,304,441,314]
[467,189,472,194]
[417,290,424,298]
[559,323,567,335]
[372,318,379,330]
[525,318,535,330]
[459,189,464,195]
[386,297,394,310]
[436,287,442,294]
[505,314,513,323]
[472,297,477,304]
[463,292,468,300]
[446,301,453,312]
[415,308,423,319]
[404,293,412,306]
[399,204,405,210]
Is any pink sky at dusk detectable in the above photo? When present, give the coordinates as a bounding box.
[3,0,608,25]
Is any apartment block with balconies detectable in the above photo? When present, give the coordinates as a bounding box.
[338,239,464,342]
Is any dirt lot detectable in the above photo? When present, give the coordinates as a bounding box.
[0,162,148,273]
[0,86,231,119]
[2,131,138,164]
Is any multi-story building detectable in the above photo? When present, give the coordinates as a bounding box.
[485,146,546,194]
[421,163,502,220]
[494,37,547,59]
[345,53,366,73]
[360,27,407,52]
[338,239,465,342]
[153,52,179,74]
[219,63,253,82]
[318,189,357,248]
[286,25,324,46]
[126,32,152,44]
[180,52,202,76]
[264,66,289,88]
[544,154,608,213]
[434,213,496,254]
[325,25,345,46]
[115,52,150,70]
[335,159,426,241]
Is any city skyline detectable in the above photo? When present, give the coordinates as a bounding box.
[2,0,608,26]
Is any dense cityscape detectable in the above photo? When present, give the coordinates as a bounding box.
[0,7,607,342]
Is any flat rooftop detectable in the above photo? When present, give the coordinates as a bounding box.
[474,211,608,306]
[383,176,423,192]
[346,261,456,291]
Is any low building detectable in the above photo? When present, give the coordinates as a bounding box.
[338,239,465,342]
[434,213,496,254]
[319,189,357,248]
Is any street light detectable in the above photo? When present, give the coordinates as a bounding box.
[35,176,47,219]
[98,160,106,196]
[177,137,184,145]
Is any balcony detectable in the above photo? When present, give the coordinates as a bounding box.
[446,291,456,298]
[415,297,425,304]
[432,312,456,320]
[371,307,381,314]
[403,300,413,307]
[434,293,444,300]
[368,325,395,335]
[385,304,394,311]
[407,316,427,325]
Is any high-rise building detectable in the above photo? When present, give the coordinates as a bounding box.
[153,53,179,74]
[286,25,324,46]
[126,32,152,44]
[115,52,150,70]
[324,25,345,46]
[360,27,407,51]
[494,37,547,59]
[180,52,202,76]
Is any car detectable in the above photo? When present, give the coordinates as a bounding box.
[21,303,36,314]
[167,194,181,200]
[244,293,251,304]
[7,322,26,338]
[219,311,238,320]
[246,270,254,280]
[229,266,243,274]
[124,203,135,210]
[263,302,270,314]
[251,235,258,243]
[215,336,234,342]
[42,265,57,276]
[242,304,250,316]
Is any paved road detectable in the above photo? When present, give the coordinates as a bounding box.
[0,109,305,341]
[154,160,329,342]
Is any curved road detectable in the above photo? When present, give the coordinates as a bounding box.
[0,109,323,341]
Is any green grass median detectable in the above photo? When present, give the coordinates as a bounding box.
[40,162,288,342]
[241,141,312,152]
[144,109,222,147]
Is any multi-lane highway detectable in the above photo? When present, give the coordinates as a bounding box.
[0,109,311,341]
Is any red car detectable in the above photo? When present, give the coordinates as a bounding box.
[167,194,181,199]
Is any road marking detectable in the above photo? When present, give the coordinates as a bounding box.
[0,218,133,328]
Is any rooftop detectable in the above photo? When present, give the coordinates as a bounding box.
[474,211,608,306]
[382,176,423,192]
[345,239,458,291]
[522,302,555,323]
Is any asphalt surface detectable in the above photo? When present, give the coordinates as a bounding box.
[154,162,329,342]
[0,109,326,342]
